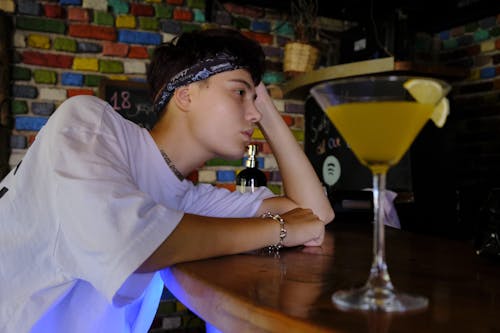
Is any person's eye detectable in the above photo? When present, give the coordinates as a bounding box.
[235,89,245,96]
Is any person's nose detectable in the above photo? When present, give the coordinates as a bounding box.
[246,102,262,123]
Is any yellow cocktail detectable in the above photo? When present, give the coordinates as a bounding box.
[310,75,451,312]
[325,101,434,174]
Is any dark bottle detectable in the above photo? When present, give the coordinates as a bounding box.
[236,144,267,193]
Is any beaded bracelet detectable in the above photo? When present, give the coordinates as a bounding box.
[262,212,287,251]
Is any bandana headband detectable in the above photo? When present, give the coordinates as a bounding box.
[154,52,247,114]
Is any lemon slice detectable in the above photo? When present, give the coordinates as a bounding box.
[403,78,449,127]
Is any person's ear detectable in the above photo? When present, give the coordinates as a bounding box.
[172,85,191,111]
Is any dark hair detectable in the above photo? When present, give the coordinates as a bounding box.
[147,28,265,102]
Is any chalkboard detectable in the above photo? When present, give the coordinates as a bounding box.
[99,79,157,130]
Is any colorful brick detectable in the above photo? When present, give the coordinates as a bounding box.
[27,34,51,49]
[78,42,103,53]
[67,88,94,97]
[44,4,63,18]
[82,0,107,11]
[69,24,116,41]
[39,87,67,101]
[192,9,205,22]
[131,3,154,16]
[54,37,77,52]
[102,42,129,56]
[123,60,146,74]
[94,11,115,26]
[128,46,149,59]
[117,30,162,45]
[480,67,496,79]
[181,23,201,33]
[73,57,99,71]
[109,0,129,14]
[18,0,41,16]
[116,15,136,29]
[11,100,29,114]
[12,85,38,98]
[15,116,48,131]
[198,169,216,183]
[173,8,193,21]
[216,170,235,182]
[33,69,57,84]
[160,20,182,34]
[187,0,204,9]
[62,72,84,86]
[10,135,27,149]
[138,17,159,31]
[0,0,15,13]
[99,59,124,73]
[84,74,103,87]
[32,102,55,116]
[473,29,489,42]
[16,16,66,34]
[480,40,495,53]
[67,7,90,22]
[154,4,173,18]
[13,32,26,48]
[12,66,31,81]
[60,0,82,5]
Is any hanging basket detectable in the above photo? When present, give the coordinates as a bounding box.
[283,42,319,76]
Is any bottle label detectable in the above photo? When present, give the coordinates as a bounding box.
[238,178,257,193]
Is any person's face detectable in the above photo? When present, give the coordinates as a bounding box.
[187,69,262,160]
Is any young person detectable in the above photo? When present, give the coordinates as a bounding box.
[0,28,334,332]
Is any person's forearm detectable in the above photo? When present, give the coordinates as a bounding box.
[256,87,334,223]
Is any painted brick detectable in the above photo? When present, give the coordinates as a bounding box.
[33,69,57,84]
[160,20,182,34]
[262,45,283,58]
[10,135,27,149]
[494,78,500,90]
[474,55,491,67]
[116,15,136,29]
[214,11,231,26]
[54,37,77,52]
[450,26,465,37]
[14,32,26,48]
[15,116,48,131]
[27,134,36,146]
[108,74,128,80]
[62,72,84,86]
[39,87,66,101]
[180,23,201,33]
[267,85,283,99]
[216,170,235,182]
[9,149,27,169]
[457,34,473,46]
[272,99,284,112]
[123,60,146,74]
[284,101,304,114]
[281,115,293,126]
[77,42,103,53]
[491,26,500,37]
[497,39,500,49]
[240,31,273,45]
[193,9,205,22]
[216,183,236,192]
[276,35,291,47]
[18,0,41,16]
[166,0,183,5]
[11,100,28,114]
[82,0,107,11]
[16,16,66,34]
[12,85,38,98]
[94,11,115,26]
[67,88,94,97]
[479,16,497,29]
[128,46,149,59]
[0,0,15,13]
[233,17,251,30]
[32,102,55,116]
[109,0,129,14]
[269,170,282,182]
[154,4,173,18]
[265,60,283,72]
[442,39,458,49]
[481,40,495,53]
[198,169,216,183]
[68,24,116,41]
[99,59,124,73]
[251,20,271,33]
[173,8,193,21]
[60,0,82,5]
[252,128,265,140]
[466,44,480,56]
[138,17,159,31]
[117,30,162,45]
[465,22,479,32]
[131,3,154,16]
[438,30,450,40]
[201,22,218,30]
[262,72,285,85]
[84,74,103,86]
[102,41,129,56]
[473,29,489,42]
[260,142,272,154]
[493,54,500,65]
[468,68,480,80]
[294,115,304,129]
[12,66,31,81]
[44,4,63,18]
[27,34,51,49]
[162,33,176,43]
[263,155,277,169]
[67,7,90,22]
[480,67,496,79]
[205,158,242,167]
[73,57,99,71]
[187,0,205,9]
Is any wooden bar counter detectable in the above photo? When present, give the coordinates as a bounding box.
[162,222,500,332]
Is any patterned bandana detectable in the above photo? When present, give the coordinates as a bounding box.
[153,52,247,114]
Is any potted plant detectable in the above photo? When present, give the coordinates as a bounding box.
[283,0,320,76]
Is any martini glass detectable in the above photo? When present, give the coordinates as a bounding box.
[310,75,450,312]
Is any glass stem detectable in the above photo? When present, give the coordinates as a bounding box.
[368,172,394,291]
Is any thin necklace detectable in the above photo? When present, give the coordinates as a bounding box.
[159,149,185,181]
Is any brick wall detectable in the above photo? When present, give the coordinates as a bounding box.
[0,0,340,196]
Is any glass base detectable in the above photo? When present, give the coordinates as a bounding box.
[332,285,428,312]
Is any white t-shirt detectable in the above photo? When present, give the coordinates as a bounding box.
[0,95,274,332]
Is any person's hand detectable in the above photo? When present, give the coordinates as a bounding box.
[254,82,277,119]
[280,208,325,247]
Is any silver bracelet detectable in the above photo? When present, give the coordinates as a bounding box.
[262,212,287,251]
